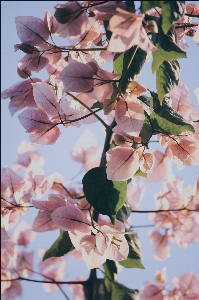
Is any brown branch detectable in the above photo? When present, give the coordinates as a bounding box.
[1,277,86,285]
[185,13,199,17]
[131,207,196,213]
[63,108,102,125]
[175,23,198,29]
[85,118,117,300]
[130,224,155,228]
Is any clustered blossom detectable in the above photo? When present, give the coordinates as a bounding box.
[140,269,199,300]
[1,1,199,299]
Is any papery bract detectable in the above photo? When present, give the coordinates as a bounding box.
[17,66,31,79]
[18,50,49,73]
[60,60,95,93]
[32,82,60,117]
[69,275,86,300]
[14,220,36,247]
[15,16,49,46]
[147,149,173,182]
[140,283,165,300]
[107,8,157,53]
[46,57,68,82]
[12,140,44,171]
[169,82,194,120]
[115,98,153,137]
[13,251,34,278]
[80,235,106,270]
[1,167,25,197]
[59,95,86,127]
[54,2,88,39]
[173,272,199,299]
[1,271,12,295]
[51,204,91,232]
[106,146,140,181]
[147,229,170,260]
[155,177,184,209]
[76,93,97,124]
[71,128,101,170]
[18,108,60,145]
[168,135,199,166]
[1,78,41,116]
[155,267,167,284]
[32,210,58,232]
[80,18,101,43]
[39,257,66,293]
[1,280,22,300]
[39,44,62,65]
[32,194,66,211]
[1,239,17,271]
[29,125,60,145]
[86,67,119,102]
[18,108,53,134]
[44,10,59,34]
[127,179,145,210]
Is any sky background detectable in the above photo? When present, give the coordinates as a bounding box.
[1,1,199,299]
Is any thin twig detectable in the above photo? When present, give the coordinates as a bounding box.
[131,207,196,213]
[1,277,87,285]
[66,92,109,129]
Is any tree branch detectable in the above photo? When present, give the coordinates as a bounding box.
[1,277,87,285]
[86,118,116,300]
[66,92,109,129]
[131,207,196,213]
[130,224,155,228]
[175,23,198,29]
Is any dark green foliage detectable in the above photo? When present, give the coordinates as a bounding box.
[82,167,127,222]
[43,230,74,261]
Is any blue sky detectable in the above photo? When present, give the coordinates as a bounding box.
[1,2,199,299]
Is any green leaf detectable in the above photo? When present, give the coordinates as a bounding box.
[139,112,153,144]
[103,260,118,292]
[97,279,112,300]
[141,1,163,12]
[104,20,112,40]
[116,201,132,223]
[110,281,139,300]
[111,81,120,100]
[119,232,145,269]
[43,230,74,261]
[113,47,147,93]
[110,140,117,149]
[138,95,150,106]
[114,52,124,78]
[91,101,103,109]
[84,278,111,300]
[156,60,180,104]
[152,49,164,73]
[134,169,147,178]
[125,1,135,13]
[150,92,195,135]
[161,1,185,34]
[119,258,144,269]
[82,167,127,222]
[157,25,187,61]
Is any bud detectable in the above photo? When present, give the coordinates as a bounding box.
[114,134,126,145]
[145,20,158,33]
[54,7,73,24]
[17,67,31,79]
[88,11,95,18]
[103,98,117,115]
[185,28,195,37]
[87,62,98,74]
[14,43,35,54]
[127,80,147,97]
